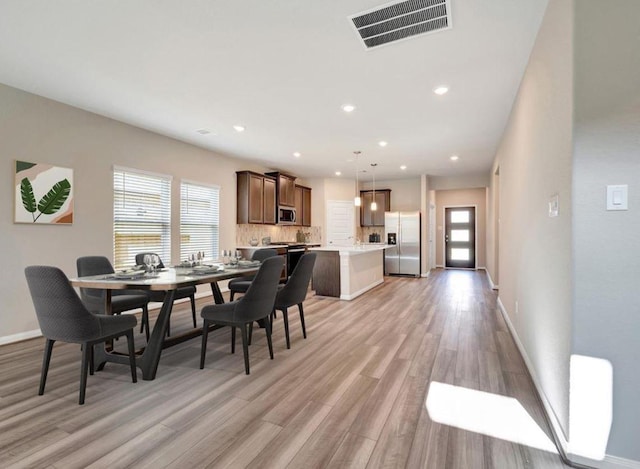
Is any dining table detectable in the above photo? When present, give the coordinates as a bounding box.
[69,264,260,380]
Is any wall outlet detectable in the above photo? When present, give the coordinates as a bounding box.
[515,300,519,314]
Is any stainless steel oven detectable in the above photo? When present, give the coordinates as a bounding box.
[271,242,306,277]
[278,206,296,224]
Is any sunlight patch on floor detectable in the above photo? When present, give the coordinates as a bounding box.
[426,381,557,453]
[569,354,612,461]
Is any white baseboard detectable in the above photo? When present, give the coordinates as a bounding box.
[485,270,499,290]
[496,298,640,469]
[570,453,640,469]
[497,297,569,453]
[340,279,384,300]
[435,264,444,268]
[421,271,430,278]
[0,329,42,346]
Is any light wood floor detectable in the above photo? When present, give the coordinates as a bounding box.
[0,270,569,468]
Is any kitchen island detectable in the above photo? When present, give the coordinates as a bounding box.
[308,244,391,300]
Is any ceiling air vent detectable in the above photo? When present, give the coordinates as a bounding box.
[349,0,452,50]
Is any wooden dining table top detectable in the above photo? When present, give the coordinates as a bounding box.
[68,265,260,291]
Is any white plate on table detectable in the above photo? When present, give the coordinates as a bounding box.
[112,270,147,280]
[190,265,224,275]
[237,260,261,268]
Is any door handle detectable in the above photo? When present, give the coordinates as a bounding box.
[445,235,449,243]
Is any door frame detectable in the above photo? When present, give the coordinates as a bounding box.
[325,200,355,246]
[442,204,478,270]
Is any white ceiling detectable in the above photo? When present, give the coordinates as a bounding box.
[0,0,548,181]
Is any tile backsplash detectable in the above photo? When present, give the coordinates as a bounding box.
[237,225,322,246]
[358,226,385,243]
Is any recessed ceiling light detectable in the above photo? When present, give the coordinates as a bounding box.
[293,152,301,158]
[378,141,388,147]
[335,171,342,176]
[342,104,356,113]
[450,155,459,161]
[434,86,449,95]
[233,125,246,132]
[195,129,211,135]
[400,165,407,170]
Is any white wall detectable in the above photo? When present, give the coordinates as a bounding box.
[572,0,640,461]
[434,188,487,268]
[0,83,268,339]
[488,0,574,439]
[428,172,489,191]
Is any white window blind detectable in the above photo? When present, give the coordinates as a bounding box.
[113,167,171,270]
[180,181,220,262]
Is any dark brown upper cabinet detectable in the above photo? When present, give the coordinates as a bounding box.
[360,189,391,226]
[294,184,312,227]
[236,171,276,224]
[266,172,296,207]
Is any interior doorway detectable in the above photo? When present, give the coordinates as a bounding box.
[444,206,476,269]
[325,200,355,246]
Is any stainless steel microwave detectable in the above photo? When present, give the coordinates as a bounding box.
[278,206,296,224]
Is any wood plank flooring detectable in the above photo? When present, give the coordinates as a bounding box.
[0,270,569,468]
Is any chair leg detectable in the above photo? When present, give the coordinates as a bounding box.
[200,320,210,369]
[248,322,253,345]
[230,291,235,301]
[265,317,274,360]
[89,344,95,375]
[39,339,55,396]
[126,330,137,383]
[240,323,250,374]
[282,307,291,349]
[231,327,236,354]
[190,295,197,328]
[298,303,307,339]
[79,342,91,405]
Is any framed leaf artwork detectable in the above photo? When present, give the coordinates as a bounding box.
[14,160,74,224]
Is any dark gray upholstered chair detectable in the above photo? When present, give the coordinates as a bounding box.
[270,252,316,349]
[24,266,137,405]
[76,256,151,341]
[135,252,197,334]
[228,248,278,301]
[200,256,284,375]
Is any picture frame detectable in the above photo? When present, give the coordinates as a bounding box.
[14,160,74,224]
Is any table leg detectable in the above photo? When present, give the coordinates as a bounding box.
[104,289,112,316]
[137,289,176,380]
[210,281,225,304]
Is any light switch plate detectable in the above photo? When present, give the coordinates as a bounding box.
[549,194,559,217]
[606,184,628,210]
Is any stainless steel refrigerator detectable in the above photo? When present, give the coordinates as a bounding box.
[384,211,421,276]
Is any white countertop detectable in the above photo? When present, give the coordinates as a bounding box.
[236,245,288,249]
[236,243,321,250]
[309,244,393,255]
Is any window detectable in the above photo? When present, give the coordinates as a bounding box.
[180,180,219,262]
[113,167,171,270]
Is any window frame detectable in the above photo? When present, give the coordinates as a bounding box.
[179,179,220,263]
[113,166,172,270]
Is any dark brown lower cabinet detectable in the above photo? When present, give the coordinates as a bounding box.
[311,251,340,297]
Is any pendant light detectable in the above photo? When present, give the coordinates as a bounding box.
[370,163,378,211]
[353,151,362,207]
